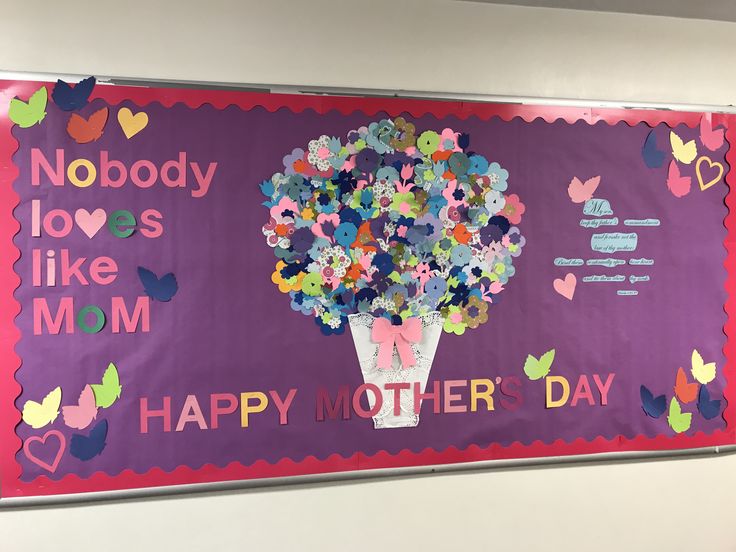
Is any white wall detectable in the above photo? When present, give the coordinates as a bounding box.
[3,455,736,551]
[1,1,735,551]
[3,0,736,105]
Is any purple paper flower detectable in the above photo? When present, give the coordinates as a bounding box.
[356,148,381,173]
[282,148,306,175]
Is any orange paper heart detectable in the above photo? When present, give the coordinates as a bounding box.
[695,155,723,191]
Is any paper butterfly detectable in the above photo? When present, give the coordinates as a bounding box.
[641,130,665,169]
[138,266,178,302]
[66,107,109,144]
[699,114,724,152]
[674,366,698,404]
[670,131,697,164]
[523,349,556,381]
[697,386,721,420]
[22,386,62,429]
[665,161,691,198]
[70,419,108,461]
[691,349,716,385]
[51,76,96,111]
[667,397,692,434]
[567,176,600,204]
[8,86,48,128]
[91,362,122,408]
[62,384,98,430]
[640,385,666,419]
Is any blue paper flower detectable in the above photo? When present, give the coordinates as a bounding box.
[339,207,362,227]
[335,222,358,248]
[366,119,394,154]
[425,276,447,300]
[315,314,347,336]
[373,253,394,275]
[450,244,473,266]
[468,154,489,175]
[427,194,448,217]
[259,178,275,198]
[376,165,400,184]
[290,291,316,315]
[488,162,509,191]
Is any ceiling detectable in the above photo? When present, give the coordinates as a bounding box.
[464,0,736,22]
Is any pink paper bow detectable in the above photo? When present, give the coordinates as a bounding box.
[372,317,422,369]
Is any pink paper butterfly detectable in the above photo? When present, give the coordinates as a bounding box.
[666,160,691,198]
[700,114,724,152]
[62,384,98,430]
[567,176,600,204]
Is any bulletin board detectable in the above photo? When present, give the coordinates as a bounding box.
[0,78,733,499]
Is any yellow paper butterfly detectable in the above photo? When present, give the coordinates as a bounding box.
[691,348,716,384]
[21,386,62,428]
[670,131,697,164]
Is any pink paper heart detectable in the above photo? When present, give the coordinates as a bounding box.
[23,430,66,473]
[74,208,107,239]
[553,273,577,300]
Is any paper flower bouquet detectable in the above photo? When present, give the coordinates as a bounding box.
[261,117,525,427]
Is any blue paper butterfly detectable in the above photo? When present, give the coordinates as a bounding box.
[70,419,108,461]
[138,266,178,302]
[51,76,96,111]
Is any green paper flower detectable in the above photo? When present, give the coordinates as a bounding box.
[390,192,420,217]
[302,272,325,296]
[443,306,467,335]
[417,130,441,156]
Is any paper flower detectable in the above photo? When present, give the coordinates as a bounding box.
[261,119,526,335]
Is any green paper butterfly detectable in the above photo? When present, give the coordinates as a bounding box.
[8,86,48,128]
[667,397,692,434]
[91,362,122,408]
[523,349,556,381]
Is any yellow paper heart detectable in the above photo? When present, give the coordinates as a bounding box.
[695,155,724,191]
[117,107,148,139]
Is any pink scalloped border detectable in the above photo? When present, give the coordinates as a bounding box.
[1,80,734,498]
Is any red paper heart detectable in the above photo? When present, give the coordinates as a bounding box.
[23,430,66,473]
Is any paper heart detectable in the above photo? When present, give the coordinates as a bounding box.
[696,156,723,191]
[74,208,107,238]
[553,273,576,300]
[23,430,66,473]
[117,107,148,139]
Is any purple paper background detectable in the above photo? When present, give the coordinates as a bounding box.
[12,100,728,480]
